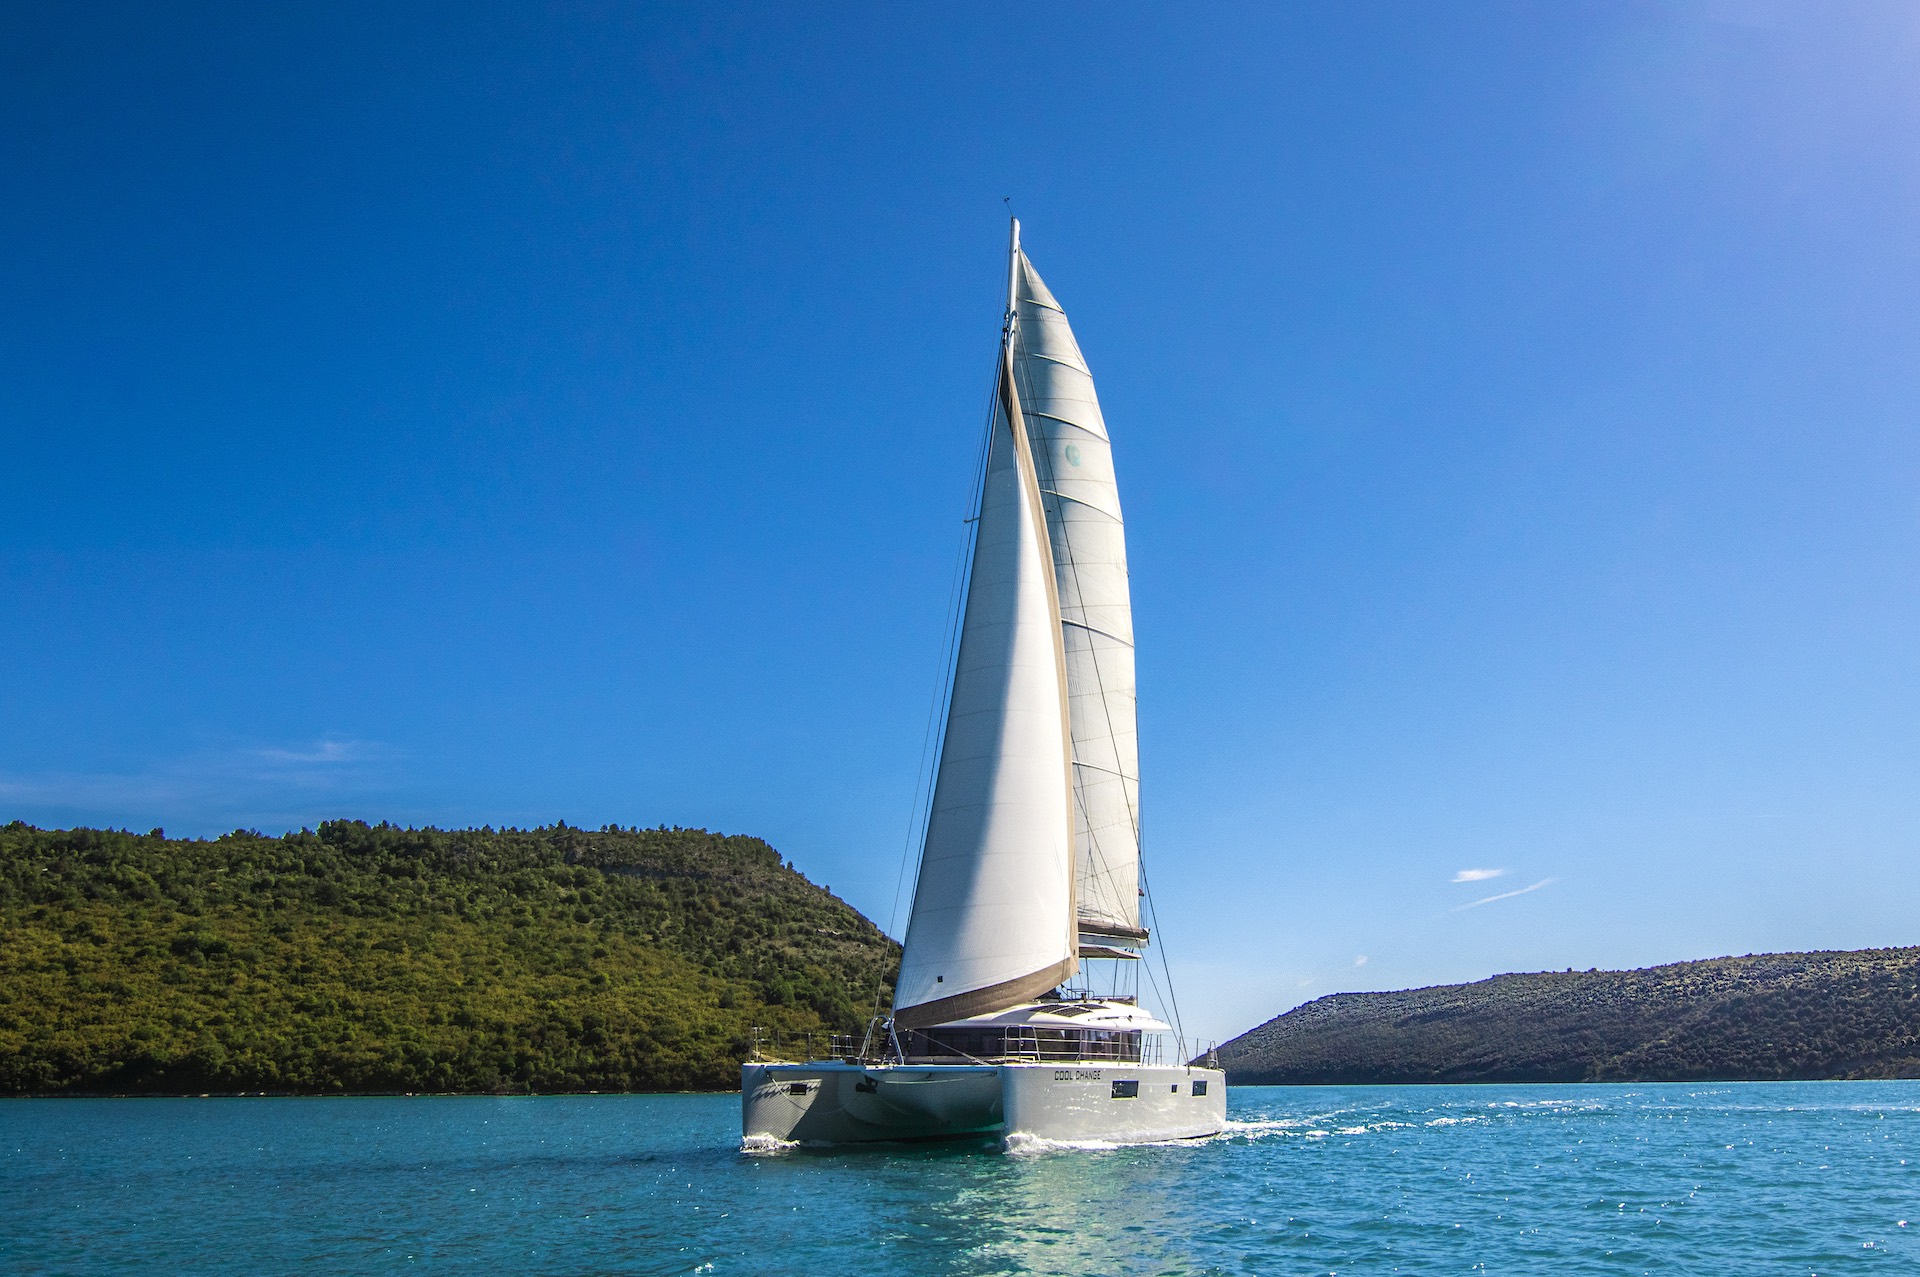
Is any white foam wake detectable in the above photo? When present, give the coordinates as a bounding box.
[1002,1131,1128,1156]
[1003,1122,1292,1155]
[1212,1117,1309,1142]
[739,1133,799,1156]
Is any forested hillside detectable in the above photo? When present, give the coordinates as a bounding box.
[0,821,897,1095]
[1219,948,1920,1085]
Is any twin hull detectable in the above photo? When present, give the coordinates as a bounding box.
[742,1061,1226,1146]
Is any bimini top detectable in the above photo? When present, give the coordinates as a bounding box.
[927,999,1171,1035]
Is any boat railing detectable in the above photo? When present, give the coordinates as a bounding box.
[752,1025,1198,1069]
[747,1027,867,1065]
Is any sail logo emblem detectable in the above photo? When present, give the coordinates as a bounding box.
[1064,443,1083,467]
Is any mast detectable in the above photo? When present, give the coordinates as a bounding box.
[1006,218,1021,324]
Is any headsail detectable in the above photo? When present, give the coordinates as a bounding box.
[894,225,1079,1029]
[1010,252,1147,943]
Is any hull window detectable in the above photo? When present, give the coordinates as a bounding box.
[1192,1080,1209,1096]
[1111,1080,1140,1099]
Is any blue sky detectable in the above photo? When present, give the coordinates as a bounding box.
[4,2,1919,1046]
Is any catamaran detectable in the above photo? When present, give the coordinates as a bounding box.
[742,222,1225,1145]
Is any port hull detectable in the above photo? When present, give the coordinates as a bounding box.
[741,1060,1225,1145]
[742,1062,1004,1144]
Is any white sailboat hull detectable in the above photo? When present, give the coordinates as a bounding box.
[741,1060,1225,1146]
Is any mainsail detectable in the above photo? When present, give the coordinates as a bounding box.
[1011,252,1147,944]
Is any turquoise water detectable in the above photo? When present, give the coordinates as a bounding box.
[5,1083,1916,1274]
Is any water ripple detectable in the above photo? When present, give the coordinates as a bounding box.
[5,1082,1918,1274]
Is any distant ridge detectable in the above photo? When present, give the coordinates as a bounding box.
[1217,948,1920,1085]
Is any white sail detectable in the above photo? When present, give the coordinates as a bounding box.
[894,335,1079,1029]
[1010,253,1146,941]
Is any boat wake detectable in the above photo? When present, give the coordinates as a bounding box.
[1216,1116,1313,1141]
[1002,1122,1266,1156]
[1002,1131,1128,1155]
[738,1133,799,1156]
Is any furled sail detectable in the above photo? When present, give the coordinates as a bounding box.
[893,292,1079,1029]
[1009,252,1147,943]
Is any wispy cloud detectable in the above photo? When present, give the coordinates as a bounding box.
[0,738,399,833]
[1453,877,1557,911]
[1353,955,1368,968]
[255,740,376,766]
[0,771,187,809]
[1451,868,1507,883]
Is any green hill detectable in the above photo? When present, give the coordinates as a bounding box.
[1217,948,1920,1085]
[0,820,898,1095]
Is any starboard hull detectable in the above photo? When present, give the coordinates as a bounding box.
[1001,1062,1226,1144]
[741,1060,1225,1147]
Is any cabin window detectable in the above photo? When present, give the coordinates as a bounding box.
[901,1026,1144,1063]
[1111,1079,1139,1099]
[903,1029,1002,1059]
[1191,1080,1209,1097]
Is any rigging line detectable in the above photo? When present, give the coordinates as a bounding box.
[876,366,994,1028]
[1070,783,1135,925]
[893,352,997,936]
[868,347,1000,1031]
[1136,942,1176,1055]
[1139,845,1189,1060]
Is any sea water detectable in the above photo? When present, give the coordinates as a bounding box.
[4,1082,1916,1274]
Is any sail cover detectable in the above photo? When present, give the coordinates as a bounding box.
[1010,253,1146,941]
[894,346,1079,1029]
